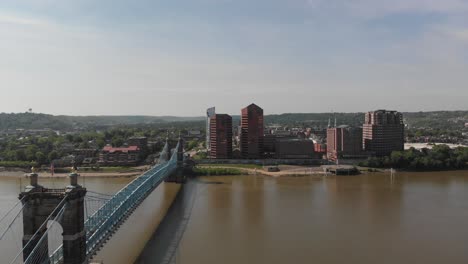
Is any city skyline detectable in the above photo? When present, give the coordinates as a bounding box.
[1,1,468,116]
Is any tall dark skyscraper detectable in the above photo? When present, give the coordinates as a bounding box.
[240,103,264,159]
[363,110,404,157]
[209,114,233,159]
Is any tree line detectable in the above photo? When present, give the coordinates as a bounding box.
[360,145,468,171]
[0,125,204,167]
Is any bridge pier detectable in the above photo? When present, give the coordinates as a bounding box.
[20,172,87,264]
[62,173,87,264]
[21,173,50,264]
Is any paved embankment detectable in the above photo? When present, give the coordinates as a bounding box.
[197,165,327,177]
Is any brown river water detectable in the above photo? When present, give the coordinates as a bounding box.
[2,171,468,264]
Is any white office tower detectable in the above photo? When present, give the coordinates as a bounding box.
[206,107,216,150]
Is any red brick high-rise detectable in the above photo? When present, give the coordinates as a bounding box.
[209,114,233,159]
[240,104,264,159]
[363,110,404,157]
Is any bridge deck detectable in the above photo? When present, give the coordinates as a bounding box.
[48,140,182,263]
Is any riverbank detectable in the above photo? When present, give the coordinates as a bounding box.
[0,170,142,178]
[0,165,153,178]
[196,164,468,177]
[196,164,328,177]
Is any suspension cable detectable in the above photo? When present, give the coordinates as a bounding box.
[24,205,66,264]
[9,197,67,264]
[0,201,28,240]
[0,197,26,227]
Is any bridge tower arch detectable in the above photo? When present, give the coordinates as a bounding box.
[165,137,186,183]
[20,172,87,264]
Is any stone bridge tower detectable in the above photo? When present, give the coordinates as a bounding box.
[20,172,87,264]
[165,137,186,183]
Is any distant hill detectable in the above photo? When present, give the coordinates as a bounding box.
[0,113,204,130]
[0,111,466,130]
[264,113,364,127]
[404,111,468,129]
[57,115,204,127]
[265,111,468,129]
[0,113,72,130]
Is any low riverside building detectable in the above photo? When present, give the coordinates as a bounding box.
[275,138,315,159]
[263,134,277,158]
[263,133,303,158]
[72,148,98,158]
[314,142,327,156]
[99,145,141,166]
[327,125,365,161]
[184,130,204,141]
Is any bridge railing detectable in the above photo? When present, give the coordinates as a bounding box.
[85,161,176,256]
[49,142,180,263]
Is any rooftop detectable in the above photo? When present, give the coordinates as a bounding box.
[102,146,140,153]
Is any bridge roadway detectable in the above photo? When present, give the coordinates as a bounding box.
[66,138,182,264]
[10,138,185,264]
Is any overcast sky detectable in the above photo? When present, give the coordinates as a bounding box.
[0,0,467,116]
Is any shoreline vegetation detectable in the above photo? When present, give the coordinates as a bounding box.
[359,145,468,171]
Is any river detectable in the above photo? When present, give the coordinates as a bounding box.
[139,171,468,264]
[2,171,468,264]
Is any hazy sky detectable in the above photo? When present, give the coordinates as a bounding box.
[0,0,467,116]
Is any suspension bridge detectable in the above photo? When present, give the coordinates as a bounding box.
[0,138,186,264]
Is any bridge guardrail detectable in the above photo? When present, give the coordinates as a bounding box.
[49,141,180,263]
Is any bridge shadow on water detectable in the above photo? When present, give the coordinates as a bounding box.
[135,178,204,264]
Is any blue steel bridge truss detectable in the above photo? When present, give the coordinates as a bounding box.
[48,140,180,264]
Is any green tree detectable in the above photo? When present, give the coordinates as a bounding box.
[186,140,198,151]
[79,141,90,149]
[111,136,124,147]
[96,139,106,149]
[35,152,46,165]
[15,149,27,161]
[25,145,39,161]
[48,150,59,162]
[65,134,74,142]
[73,135,83,143]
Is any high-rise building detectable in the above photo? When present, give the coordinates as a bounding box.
[327,125,363,161]
[209,114,233,159]
[206,107,216,150]
[240,104,264,159]
[363,110,404,157]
